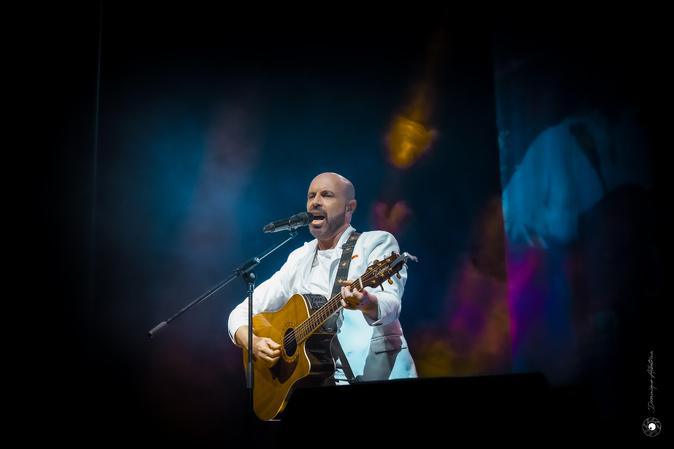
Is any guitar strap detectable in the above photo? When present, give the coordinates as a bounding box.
[328,231,360,382]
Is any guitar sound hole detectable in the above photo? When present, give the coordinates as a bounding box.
[284,328,297,357]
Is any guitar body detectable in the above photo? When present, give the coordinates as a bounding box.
[243,293,336,421]
[240,250,417,421]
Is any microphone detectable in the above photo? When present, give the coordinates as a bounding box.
[263,212,314,233]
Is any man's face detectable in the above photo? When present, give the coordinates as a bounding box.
[306,174,350,241]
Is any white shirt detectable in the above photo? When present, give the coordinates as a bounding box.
[308,247,336,297]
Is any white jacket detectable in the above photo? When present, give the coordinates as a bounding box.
[227,225,417,381]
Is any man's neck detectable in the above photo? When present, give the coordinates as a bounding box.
[317,224,350,250]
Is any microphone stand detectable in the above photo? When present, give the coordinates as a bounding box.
[147,229,300,414]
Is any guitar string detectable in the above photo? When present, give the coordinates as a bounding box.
[295,265,395,340]
[291,273,374,344]
[282,257,401,347]
[282,267,390,347]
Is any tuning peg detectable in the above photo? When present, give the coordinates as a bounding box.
[396,273,401,279]
[387,278,393,285]
[402,252,418,262]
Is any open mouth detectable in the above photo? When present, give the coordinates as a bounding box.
[310,213,326,224]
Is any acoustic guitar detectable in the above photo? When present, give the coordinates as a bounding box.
[243,251,417,420]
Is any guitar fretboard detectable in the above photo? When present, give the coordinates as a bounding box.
[294,277,367,344]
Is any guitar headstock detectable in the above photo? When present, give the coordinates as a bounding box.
[361,251,418,289]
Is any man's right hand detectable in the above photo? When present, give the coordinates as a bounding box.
[252,335,281,367]
[235,326,281,367]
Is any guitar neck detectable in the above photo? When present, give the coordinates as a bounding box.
[295,277,367,343]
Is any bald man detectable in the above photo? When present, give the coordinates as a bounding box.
[228,172,417,384]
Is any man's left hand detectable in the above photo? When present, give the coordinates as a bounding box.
[340,280,378,321]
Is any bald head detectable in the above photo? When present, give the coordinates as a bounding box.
[306,172,357,248]
[310,172,355,201]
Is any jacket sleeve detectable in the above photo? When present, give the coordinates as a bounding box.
[227,246,303,344]
[362,231,408,327]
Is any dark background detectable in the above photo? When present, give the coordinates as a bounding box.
[25,3,669,445]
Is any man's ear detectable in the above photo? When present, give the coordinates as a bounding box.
[346,200,357,213]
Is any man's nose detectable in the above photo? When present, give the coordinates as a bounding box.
[310,198,323,209]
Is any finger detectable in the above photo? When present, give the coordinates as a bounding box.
[261,343,280,354]
[259,349,279,360]
[260,354,278,365]
[356,291,368,306]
